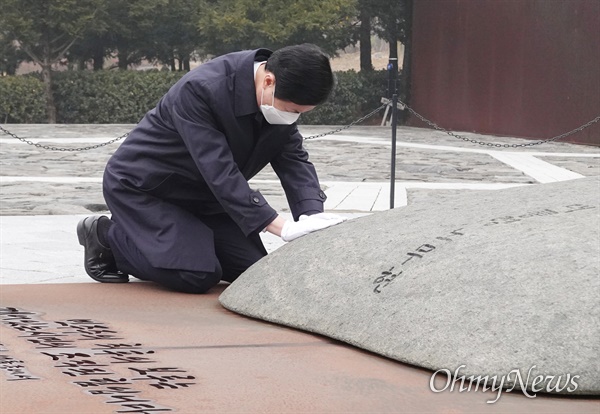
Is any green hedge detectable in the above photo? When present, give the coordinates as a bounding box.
[0,75,46,123]
[52,70,185,124]
[0,69,389,125]
[300,70,387,125]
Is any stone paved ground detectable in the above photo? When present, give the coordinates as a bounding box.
[1,124,598,216]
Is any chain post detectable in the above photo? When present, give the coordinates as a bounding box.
[388,58,399,209]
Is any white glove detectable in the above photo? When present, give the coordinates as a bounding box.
[280,213,347,242]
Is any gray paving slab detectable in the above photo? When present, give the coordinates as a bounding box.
[1,124,598,215]
[0,212,367,285]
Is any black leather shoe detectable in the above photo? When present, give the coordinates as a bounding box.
[77,216,128,283]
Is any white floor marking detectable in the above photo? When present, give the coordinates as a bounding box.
[489,153,584,183]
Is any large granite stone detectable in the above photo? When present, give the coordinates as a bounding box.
[220,176,600,395]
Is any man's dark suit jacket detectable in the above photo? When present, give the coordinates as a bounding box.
[103,48,326,273]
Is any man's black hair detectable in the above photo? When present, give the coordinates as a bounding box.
[265,44,334,106]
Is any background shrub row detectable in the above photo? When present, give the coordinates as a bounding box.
[0,69,388,125]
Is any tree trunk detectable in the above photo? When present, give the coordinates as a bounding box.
[398,0,413,124]
[388,32,399,72]
[7,63,17,76]
[41,63,57,123]
[118,49,129,70]
[93,45,104,71]
[359,8,373,72]
[183,57,190,72]
[170,57,176,72]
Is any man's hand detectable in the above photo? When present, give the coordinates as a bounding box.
[280,213,346,242]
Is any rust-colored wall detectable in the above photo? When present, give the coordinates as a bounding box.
[409,0,600,145]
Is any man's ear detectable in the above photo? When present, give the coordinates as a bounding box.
[263,73,276,88]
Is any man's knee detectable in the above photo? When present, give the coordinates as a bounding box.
[177,270,221,294]
[140,267,222,294]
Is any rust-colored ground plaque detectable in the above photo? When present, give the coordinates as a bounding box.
[1,282,598,413]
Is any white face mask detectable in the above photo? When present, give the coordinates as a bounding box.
[260,86,300,125]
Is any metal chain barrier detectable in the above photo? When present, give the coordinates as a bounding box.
[0,105,387,150]
[0,125,129,151]
[397,98,600,148]
[302,104,387,140]
[1,101,598,150]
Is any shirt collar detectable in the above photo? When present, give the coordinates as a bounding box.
[234,49,271,117]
